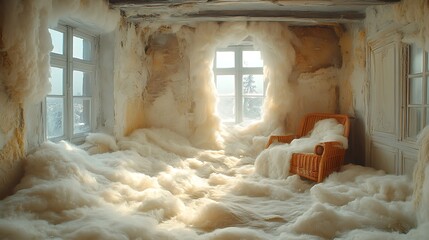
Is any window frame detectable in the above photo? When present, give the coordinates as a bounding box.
[213,45,265,124]
[403,43,429,142]
[45,24,98,143]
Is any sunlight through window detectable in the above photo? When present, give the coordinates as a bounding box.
[47,25,96,142]
[213,45,265,124]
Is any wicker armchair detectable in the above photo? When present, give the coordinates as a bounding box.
[265,113,350,183]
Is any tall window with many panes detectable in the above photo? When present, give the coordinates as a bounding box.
[406,43,429,140]
[213,45,265,124]
[47,25,96,141]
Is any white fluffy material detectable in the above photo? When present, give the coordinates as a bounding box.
[85,132,119,154]
[0,128,419,239]
[0,0,119,106]
[254,118,347,179]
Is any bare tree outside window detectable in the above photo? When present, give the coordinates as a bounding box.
[243,74,256,94]
[243,74,262,119]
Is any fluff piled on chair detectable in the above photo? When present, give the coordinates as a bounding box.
[414,125,429,224]
[255,118,347,179]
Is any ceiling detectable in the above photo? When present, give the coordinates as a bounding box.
[108,0,401,25]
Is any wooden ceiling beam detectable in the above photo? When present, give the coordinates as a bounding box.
[109,0,206,6]
[109,0,401,7]
[110,0,400,23]
[184,10,365,20]
[126,11,364,24]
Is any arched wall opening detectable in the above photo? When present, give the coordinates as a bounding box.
[141,22,344,151]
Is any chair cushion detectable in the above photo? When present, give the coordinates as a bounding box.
[255,118,348,179]
[307,118,348,149]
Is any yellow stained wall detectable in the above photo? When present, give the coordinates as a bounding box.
[0,107,24,199]
[0,0,119,199]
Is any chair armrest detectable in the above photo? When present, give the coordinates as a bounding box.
[314,141,346,156]
[265,135,298,148]
[315,141,347,182]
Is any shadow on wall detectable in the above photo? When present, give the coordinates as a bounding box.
[345,116,366,166]
[414,125,429,224]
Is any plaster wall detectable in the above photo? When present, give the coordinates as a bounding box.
[0,1,375,199]
[0,0,119,199]
[98,31,116,134]
[339,23,367,165]
[135,23,346,148]
[112,22,147,137]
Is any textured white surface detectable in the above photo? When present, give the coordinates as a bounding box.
[0,128,419,239]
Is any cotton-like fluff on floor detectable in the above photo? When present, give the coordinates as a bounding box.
[254,118,348,179]
[0,127,424,239]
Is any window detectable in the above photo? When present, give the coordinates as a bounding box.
[213,45,265,124]
[46,25,97,142]
[405,43,429,140]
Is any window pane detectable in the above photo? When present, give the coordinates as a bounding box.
[73,35,92,61]
[426,108,429,127]
[408,107,422,138]
[243,51,263,67]
[49,29,64,55]
[73,70,92,96]
[46,97,64,138]
[410,77,423,104]
[216,51,235,68]
[243,97,263,121]
[73,98,91,134]
[49,67,64,95]
[427,77,429,104]
[410,44,423,74]
[426,52,429,72]
[217,97,235,122]
[216,75,235,95]
[243,75,264,95]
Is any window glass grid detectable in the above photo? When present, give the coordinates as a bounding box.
[73,97,92,134]
[46,24,96,141]
[410,44,423,74]
[426,51,429,71]
[48,27,66,56]
[215,51,235,68]
[242,51,263,68]
[406,44,429,140]
[48,66,65,96]
[213,45,265,124]
[46,97,65,139]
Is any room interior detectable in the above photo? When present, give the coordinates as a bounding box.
[1,0,429,239]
